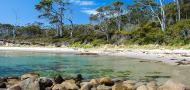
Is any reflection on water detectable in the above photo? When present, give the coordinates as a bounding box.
[0,51,190,85]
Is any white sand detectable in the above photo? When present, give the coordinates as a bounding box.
[1,47,190,65]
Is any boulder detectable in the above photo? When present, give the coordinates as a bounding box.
[146,81,157,90]
[97,85,112,90]
[136,85,148,90]
[7,85,21,90]
[75,74,83,88]
[0,82,6,88]
[52,84,66,90]
[61,79,79,90]
[7,77,20,86]
[123,80,136,90]
[21,73,39,80]
[80,83,92,90]
[39,77,53,90]
[112,83,123,90]
[100,77,114,86]
[90,79,99,86]
[8,77,40,90]
[0,77,7,82]
[158,80,186,90]
[54,75,64,84]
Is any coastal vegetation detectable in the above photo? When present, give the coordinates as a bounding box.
[0,0,190,48]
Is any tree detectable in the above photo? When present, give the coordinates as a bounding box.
[135,0,166,31]
[90,6,112,41]
[173,0,181,20]
[112,1,124,31]
[35,0,69,38]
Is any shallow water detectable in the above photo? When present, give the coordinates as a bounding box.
[0,51,190,85]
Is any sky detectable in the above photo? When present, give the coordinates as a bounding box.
[0,0,132,26]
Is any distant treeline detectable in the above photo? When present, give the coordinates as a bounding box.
[0,0,190,46]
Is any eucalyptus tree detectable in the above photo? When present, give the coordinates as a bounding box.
[173,0,181,20]
[35,0,69,38]
[90,6,112,41]
[112,1,124,31]
[134,0,166,31]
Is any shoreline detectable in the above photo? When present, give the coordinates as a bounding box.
[1,47,190,65]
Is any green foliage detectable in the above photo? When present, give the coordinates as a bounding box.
[129,22,164,45]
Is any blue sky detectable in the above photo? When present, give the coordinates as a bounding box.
[0,0,132,26]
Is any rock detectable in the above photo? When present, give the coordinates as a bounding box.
[75,74,83,88]
[136,85,148,90]
[176,60,190,65]
[112,78,126,83]
[39,77,53,90]
[80,83,92,90]
[0,82,6,88]
[8,77,40,90]
[20,77,40,90]
[21,73,39,80]
[90,79,99,86]
[146,81,157,90]
[112,83,123,90]
[7,85,21,90]
[91,87,97,90]
[0,77,7,82]
[158,80,186,90]
[7,77,20,86]
[97,85,112,90]
[75,74,83,82]
[54,75,64,84]
[52,84,66,90]
[123,80,136,90]
[61,79,79,90]
[80,82,89,87]
[100,77,114,86]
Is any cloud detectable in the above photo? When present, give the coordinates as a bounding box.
[69,0,95,6]
[81,8,97,15]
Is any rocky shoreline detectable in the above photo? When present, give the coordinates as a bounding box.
[0,73,189,90]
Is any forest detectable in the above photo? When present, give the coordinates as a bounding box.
[0,0,190,47]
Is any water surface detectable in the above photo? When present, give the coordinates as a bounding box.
[0,51,190,85]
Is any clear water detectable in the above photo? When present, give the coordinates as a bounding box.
[0,51,190,85]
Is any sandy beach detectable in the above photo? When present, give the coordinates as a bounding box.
[1,47,190,65]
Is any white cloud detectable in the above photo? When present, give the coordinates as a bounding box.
[69,0,95,6]
[81,8,97,15]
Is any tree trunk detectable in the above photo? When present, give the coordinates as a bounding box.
[159,0,166,31]
[106,34,109,42]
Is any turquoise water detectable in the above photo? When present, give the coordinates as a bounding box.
[0,51,190,84]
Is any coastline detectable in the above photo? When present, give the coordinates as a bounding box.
[1,47,190,65]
